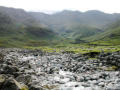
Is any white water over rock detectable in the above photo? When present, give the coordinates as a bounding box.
[2,49,120,90]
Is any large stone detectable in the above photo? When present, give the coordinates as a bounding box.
[2,78,18,90]
[16,74,31,85]
[2,65,19,75]
[98,82,105,87]
[0,74,6,88]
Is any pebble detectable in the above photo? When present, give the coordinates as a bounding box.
[0,48,120,90]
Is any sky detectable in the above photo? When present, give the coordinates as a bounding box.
[0,0,120,14]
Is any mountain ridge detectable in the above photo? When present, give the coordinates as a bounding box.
[0,6,120,47]
[0,6,58,47]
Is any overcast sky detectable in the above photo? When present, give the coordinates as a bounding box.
[0,0,120,14]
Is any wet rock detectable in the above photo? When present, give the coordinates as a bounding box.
[115,79,120,84]
[98,82,105,87]
[91,75,99,80]
[16,74,31,85]
[29,85,43,90]
[83,52,100,58]
[81,83,90,87]
[1,78,18,90]
[84,76,91,81]
[1,48,120,90]
[0,74,6,86]
[77,76,85,82]
[106,84,120,90]
[99,73,109,79]
[2,65,19,75]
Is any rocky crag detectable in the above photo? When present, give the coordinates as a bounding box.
[0,48,120,90]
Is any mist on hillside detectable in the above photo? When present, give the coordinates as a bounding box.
[0,0,120,89]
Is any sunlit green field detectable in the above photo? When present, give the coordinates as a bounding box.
[0,35,120,54]
[23,43,120,54]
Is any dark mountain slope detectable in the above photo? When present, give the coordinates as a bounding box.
[84,20,120,45]
[0,6,58,47]
[29,10,120,29]
[1,6,120,47]
[0,6,38,26]
[29,10,120,40]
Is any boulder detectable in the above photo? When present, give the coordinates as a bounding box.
[16,74,31,85]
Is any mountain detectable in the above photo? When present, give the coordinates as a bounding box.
[84,20,120,45]
[0,6,58,47]
[30,10,120,29]
[29,10,120,40]
[1,6,120,47]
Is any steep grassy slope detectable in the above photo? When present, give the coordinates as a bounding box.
[1,6,120,48]
[61,25,103,39]
[0,25,58,47]
[30,10,120,40]
[84,20,120,45]
[0,7,58,47]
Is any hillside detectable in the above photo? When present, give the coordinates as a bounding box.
[1,6,120,47]
[60,25,103,39]
[30,10,120,29]
[0,6,58,47]
[29,10,120,40]
[84,20,120,45]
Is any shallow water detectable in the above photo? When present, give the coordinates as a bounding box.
[17,53,120,90]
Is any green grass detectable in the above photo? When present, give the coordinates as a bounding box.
[83,23,120,46]
[0,35,120,54]
[23,42,120,54]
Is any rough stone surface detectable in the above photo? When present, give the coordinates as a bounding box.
[0,48,120,90]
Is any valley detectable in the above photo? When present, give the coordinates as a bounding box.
[0,6,120,90]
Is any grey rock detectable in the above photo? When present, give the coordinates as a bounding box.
[98,82,105,87]
[16,74,31,85]
[30,85,43,90]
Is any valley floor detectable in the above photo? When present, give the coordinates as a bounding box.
[0,48,120,90]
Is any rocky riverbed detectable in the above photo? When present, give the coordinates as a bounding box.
[0,48,120,90]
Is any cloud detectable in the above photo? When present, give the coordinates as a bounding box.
[0,0,120,13]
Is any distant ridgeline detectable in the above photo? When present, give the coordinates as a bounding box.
[0,6,120,47]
